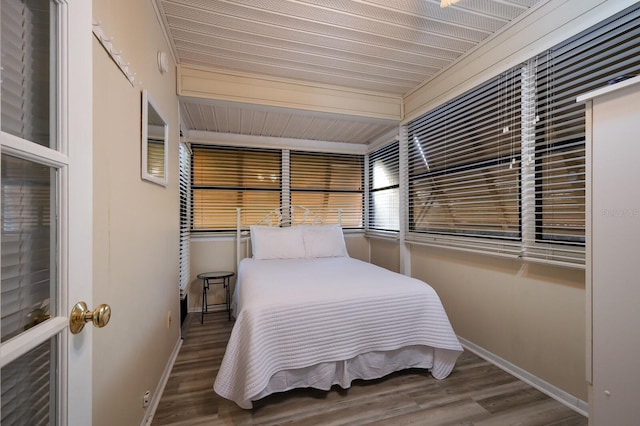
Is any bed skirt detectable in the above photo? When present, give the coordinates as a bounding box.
[221,344,461,409]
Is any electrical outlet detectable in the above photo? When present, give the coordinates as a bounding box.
[143,390,151,408]
[167,311,172,329]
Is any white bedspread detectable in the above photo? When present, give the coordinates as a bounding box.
[214,257,463,409]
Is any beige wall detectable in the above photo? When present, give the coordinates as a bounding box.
[345,234,369,262]
[92,1,180,425]
[369,237,400,273]
[410,244,586,401]
[188,238,237,312]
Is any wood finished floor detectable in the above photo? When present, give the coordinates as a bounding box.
[152,312,588,426]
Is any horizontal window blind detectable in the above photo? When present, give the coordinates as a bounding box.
[179,143,191,298]
[1,338,56,425]
[0,0,53,148]
[1,155,54,342]
[191,145,281,230]
[403,3,640,267]
[407,69,523,256]
[147,139,165,178]
[368,141,399,232]
[1,3,56,424]
[290,151,363,227]
[524,3,640,265]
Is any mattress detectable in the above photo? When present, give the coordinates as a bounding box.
[214,256,463,409]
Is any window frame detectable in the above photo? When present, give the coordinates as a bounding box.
[190,145,283,232]
[367,141,400,234]
[289,150,364,229]
[406,70,523,256]
[403,3,640,268]
[190,146,365,232]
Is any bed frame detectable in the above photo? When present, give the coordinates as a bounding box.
[235,206,341,268]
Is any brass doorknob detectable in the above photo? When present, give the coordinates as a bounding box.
[69,301,111,334]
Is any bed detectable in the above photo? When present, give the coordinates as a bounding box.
[213,209,463,409]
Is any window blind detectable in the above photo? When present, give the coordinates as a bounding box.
[0,0,53,148]
[407,69,523,256]
[147,138,165,178]
[1,338,56,425]
[404,3,640,267]
[521,3,640,265]
[290,151,364,227]
[179,143,191,298]
[368,141,399,233]
[1,155,54,342]
[190,146,365,230]
[1,2,55,423]
[191,145,281,230]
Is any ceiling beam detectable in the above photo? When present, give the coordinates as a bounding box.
[177,64,403,121]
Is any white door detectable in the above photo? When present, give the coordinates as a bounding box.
[0,1,95,425]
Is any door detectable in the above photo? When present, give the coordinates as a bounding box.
[0,1,94,425]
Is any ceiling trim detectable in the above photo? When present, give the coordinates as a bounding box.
[178,95,399,125]
[177,64,403,121]
[151,0,178,64]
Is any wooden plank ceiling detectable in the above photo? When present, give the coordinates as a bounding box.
[154,0,544,145]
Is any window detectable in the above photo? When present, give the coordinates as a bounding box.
[190,146,364,230]
[407,70,522,255]
[524,5,640,264]
[191,146,281,230]
[405,3,640,267]
[179,143,191,298]
[1,1,57,423]
[368,142,399,232]
[1,0,53,148]
[290,151,363,227]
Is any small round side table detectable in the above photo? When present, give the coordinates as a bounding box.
[197,271,234,323]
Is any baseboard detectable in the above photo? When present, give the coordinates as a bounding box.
[458,336,589,417]
[141,337,183,426]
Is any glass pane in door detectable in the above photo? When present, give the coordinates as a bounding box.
[1,336,57,425]
[1,154,56,342]
[0,0,55,149]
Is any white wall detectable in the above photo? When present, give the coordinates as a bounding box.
[92,1,180,425]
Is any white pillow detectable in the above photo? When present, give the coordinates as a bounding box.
[302,225,348,258]
[250,225,306,260]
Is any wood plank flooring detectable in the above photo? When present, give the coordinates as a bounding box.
[152,312,588,426]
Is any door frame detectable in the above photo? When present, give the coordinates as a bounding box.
[65,0,93,424]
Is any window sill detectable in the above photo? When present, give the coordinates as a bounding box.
[406,236,585,270]
[365,230,400,241]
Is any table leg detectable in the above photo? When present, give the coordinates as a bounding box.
[201,278,207,324]
[225,277,231,321]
